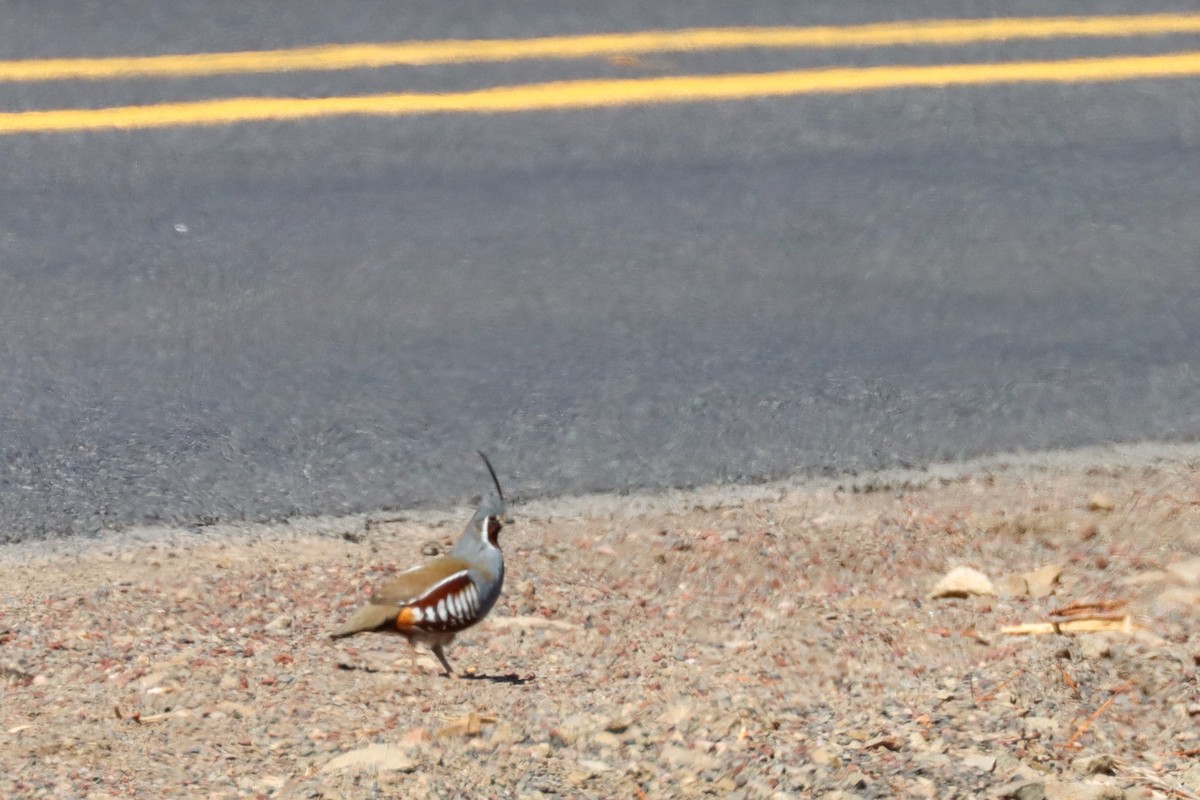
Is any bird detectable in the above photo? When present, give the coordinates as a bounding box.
[330,452,508,676]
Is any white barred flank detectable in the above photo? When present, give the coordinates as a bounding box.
[400,571,488,632]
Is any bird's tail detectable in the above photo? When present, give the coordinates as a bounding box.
[330,603,398,639]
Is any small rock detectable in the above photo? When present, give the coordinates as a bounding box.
[321,744,418,774]
[264,614,293,633]
[661,744,717,771]
[1022,564,1063,599]
[1153,587,1200,612]
[995,780,1045,800]
[1121,570,1172,586]
[400,727,432,746]
[1042,781,1122,800]
[421,542,441,557]
[603,716,631,733]
[963,753,997,773]
[1182,763,1200,792]
[912,777,938,799]
[591,731,622,749]
[863,734,902,751]
[931,566,995,598]
[996,575,1031,597]
[255,776,286,793]
[212,701,256,719]
[1078,635,1114,660]
[659,703,693,728]
[1070,754,1116,775]
[1024,717,1059,735]
[1167,557,1200,585]
[843,769,869,789]
[575,758,611,774]
[809,746,843,768]
[1087,493,1115,512]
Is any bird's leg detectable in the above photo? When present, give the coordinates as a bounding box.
[431,643,454,677]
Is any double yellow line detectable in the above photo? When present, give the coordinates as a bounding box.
[3,13,1200,134]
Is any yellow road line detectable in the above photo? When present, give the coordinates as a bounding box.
[4,14,1200,81]
[3,51,1199,135]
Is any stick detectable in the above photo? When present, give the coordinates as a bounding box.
[1063,683,1132,750]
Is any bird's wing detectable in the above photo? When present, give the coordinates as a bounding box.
[330,556,474,639]
[394,568,478,632]
[368,556,472,606]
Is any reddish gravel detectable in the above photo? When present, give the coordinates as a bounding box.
[2,445,1200,799]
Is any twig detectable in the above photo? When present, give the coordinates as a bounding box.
[976,668,1025,703]
[1000,616,1137,636]
[1063,682,1132,750]
[1119,762,1200,800]
[1056,663,1079,696]
[1050,599,1126,618]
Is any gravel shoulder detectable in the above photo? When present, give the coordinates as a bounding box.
[3,443,1200,799]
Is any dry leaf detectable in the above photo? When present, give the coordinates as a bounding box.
[436,711,496,738]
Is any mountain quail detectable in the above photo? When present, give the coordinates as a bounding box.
[331,452,508,675]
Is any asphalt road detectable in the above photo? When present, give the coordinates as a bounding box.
[2,2,1200,540]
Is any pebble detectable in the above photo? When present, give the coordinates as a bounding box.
[1070,755,1116,776]
[996,574,1030,597]
[591,731,622,749]
[663,744,719,771]
[1077,635,1114,660]
[963,753,997,773]
[808,746,842,768]
[1021,564,1063,599]
[320,744,418,774]
[264,614,293,633]
[995,779,1046,800]
[931,566,995,598]
[1178,764,1200,792]
[1042,782,1123,800]
[1166,557,1200,585]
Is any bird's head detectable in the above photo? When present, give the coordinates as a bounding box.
[463,451,507,549]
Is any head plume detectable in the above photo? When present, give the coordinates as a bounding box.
[474,451,506,518]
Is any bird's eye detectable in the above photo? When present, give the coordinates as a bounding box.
[485,516,502,545]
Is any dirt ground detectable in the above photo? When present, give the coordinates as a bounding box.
[2,444,1200,799]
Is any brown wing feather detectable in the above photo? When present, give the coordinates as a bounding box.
[368,556,472,605]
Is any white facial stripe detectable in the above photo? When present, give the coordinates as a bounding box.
[480,516,501,550]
